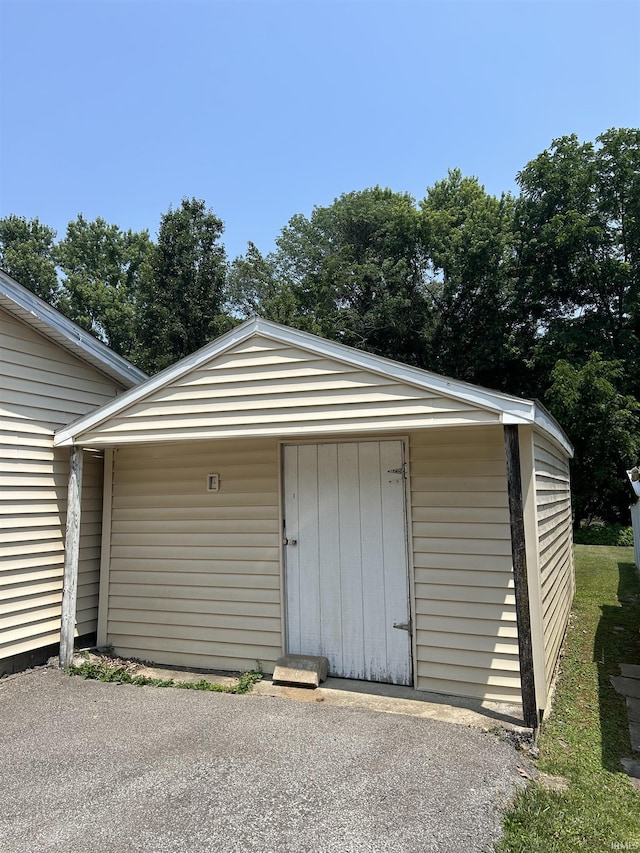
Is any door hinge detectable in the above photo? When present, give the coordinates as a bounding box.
[393,619,412,632]
[387,464,406,478]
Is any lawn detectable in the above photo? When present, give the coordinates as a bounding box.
[496,545,640,852]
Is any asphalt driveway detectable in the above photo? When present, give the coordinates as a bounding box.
[0,668,525,853]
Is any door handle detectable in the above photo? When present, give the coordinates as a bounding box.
[283,538,297,546]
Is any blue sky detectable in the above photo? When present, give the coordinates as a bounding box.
[1,0,638,261]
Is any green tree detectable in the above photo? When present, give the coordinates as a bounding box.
[56,215,153,361]
[226,241,298,325]
[420,170,530,392]
[516,128,640,391]
[545,353,640,525]
[0,215,59,302]
[135,198,233,373]
[268,187,432,365]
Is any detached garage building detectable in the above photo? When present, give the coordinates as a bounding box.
[0,271,146,674]
[55,319,574,726]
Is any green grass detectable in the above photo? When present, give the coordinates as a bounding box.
[66,658,263,695]
[496,545,640,851]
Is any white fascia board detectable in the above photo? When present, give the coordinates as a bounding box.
[533,402,574,458]
[0,270,147,388]
[54,318,262,445]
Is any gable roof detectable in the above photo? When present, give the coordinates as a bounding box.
[0,269,147,389]
[53,317,573,455]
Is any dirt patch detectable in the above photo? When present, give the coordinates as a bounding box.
[538,772,570,792]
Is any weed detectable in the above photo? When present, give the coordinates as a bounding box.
[65,659,263,694]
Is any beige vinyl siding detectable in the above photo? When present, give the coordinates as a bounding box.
[409,426,521,703]
[77,336,501,445]
[533,430,574,696]
[106,439,282,672]
[105,428,524,702]
[1,307,121,664]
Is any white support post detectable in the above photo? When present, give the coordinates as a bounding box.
[59,445,83,668]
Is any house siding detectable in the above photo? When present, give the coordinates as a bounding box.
[76,335,501,446]
[106,439,282,672]
[533,430,574,697]
[1,307,122,666]
[409,426,521,703]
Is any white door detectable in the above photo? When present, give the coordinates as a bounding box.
[283,440,412,685]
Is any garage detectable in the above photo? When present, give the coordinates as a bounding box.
[55,317,575,727]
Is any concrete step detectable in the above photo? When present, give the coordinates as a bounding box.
[620,664,640,679]
[272,655,329,689]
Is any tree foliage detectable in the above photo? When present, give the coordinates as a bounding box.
[545,354,640,525]
[515,129,640,519]
[516,129,640,383]
[56,215,153,362]
[0,215,59,303]
[231,187,433,366]
[135,198,234,373]
[420,170,530,391]
[226,241,298,325]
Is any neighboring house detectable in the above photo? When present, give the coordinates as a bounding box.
[0,271,146,675]
[55,318,574,727]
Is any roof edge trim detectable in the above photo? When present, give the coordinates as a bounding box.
[533,400,574,458]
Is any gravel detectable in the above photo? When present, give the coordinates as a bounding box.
[0,667,526,853]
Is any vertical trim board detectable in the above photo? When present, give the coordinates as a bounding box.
[97,449,114,646]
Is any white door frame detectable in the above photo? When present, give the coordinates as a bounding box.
[278,435,417,686]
